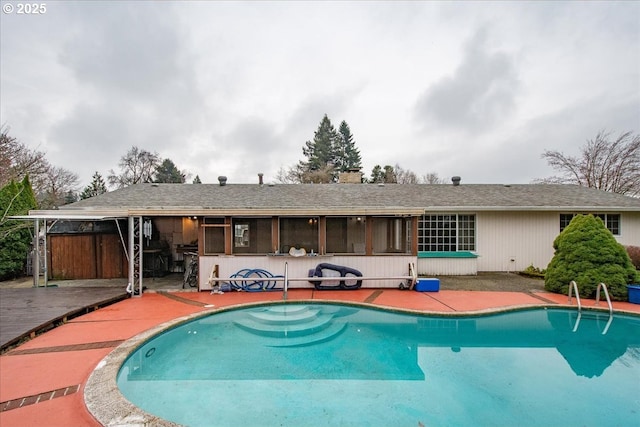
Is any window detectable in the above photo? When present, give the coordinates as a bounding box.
[279,217,319,254]
[602,214,621,235]
[371,217,412,254]
[419,214,476,252]
[559,214,573,231]
[203,217,225,254]
[457,215,476,251]
[560,213,620,235]
[326,216,366,253]
[232,218,272,254]
[234,224,249,247]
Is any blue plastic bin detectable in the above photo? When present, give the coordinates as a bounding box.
[415,278,440,292]
[628,285,640,304]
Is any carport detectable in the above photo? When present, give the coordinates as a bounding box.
[9,214,146,297]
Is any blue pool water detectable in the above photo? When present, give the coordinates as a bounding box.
[117,304,640,427]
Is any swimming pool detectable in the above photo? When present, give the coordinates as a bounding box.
[115,303,640,427]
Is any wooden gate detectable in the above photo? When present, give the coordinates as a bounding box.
[49,234,127,280]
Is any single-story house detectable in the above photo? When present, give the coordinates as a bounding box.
[22,174,640,293]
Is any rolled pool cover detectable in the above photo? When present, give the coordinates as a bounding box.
[308,263,363,290]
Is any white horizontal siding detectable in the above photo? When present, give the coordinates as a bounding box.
[618,212,640,247]
[475,211,640,272]
[199,255,416,289]
[417,258,477,275]
[476,211,558,272]
[197,211,639,284]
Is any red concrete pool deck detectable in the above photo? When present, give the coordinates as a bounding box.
[1,289,639,427]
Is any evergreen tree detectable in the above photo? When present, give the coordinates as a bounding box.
[369,165,383,183]
[64,191,77,204]
[544,214,639,300]
[192,175,202,184]
[335,121,362,172]
[300,114,339,183]
[369,165,396,183]
[287,115,364,183]
[154,159,186,183]
[0,176,37,279]
[80,172,108,200]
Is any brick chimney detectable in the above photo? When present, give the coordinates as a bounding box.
[338,168,363,184]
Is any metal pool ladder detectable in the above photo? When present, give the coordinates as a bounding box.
[283,262,289,301]
[595,282,613,314]
[595,282,613,335]
[567,280,582,332]
[568,281,614,334]
[567,280,582,311]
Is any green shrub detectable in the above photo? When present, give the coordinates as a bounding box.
[544,214,640,301]
[520,264,546,278]
[0,177,37,280]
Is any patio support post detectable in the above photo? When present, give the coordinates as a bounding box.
[31,219,48,287]
[128,216,143,297]
[43,220,47,287]
[32,219,39,287]
[138,216,143,296]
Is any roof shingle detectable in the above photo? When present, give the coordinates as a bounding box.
[53,183,640,217]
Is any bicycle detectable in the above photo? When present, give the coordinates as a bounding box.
[183,252,199,289]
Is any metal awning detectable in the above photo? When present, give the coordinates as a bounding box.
[8,215,123,220]
[9,214,130,290]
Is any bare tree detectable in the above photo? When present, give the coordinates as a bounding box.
[422,172,446,184]
[108,146,160,188]
[539,130,640,197]
[0,126,50,194]
[394,164,420,184]
[301,164,335,184]
[275,166,298,184]
[38,166,80,209]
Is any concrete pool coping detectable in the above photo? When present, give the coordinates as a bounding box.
[83,297,640,427]
[2,288,639,427]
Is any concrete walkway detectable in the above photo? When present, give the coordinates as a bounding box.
[1,279,638,426]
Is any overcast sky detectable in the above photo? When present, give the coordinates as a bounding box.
[1,1,639,188]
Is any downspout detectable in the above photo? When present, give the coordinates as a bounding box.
[33,219,39,287]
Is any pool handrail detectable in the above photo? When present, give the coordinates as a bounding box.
[595,282,613,315]
[283,262,289,300]
[567,280,582,312]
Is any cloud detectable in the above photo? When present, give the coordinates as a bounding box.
[42,2,211,184]
[1,1,637,189]
[59,3,192,101]
[415,27,520,133]
[405,92,640,185]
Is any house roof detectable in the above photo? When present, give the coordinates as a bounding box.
[28,183,639,218]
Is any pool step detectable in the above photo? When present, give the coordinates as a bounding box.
[234,313,333,337]
[234,305,344,345]
[261,321,346,347]
[246,306,322,325]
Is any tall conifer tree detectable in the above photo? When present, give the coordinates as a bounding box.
[335,121,362,172]
[80,172,108,200]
